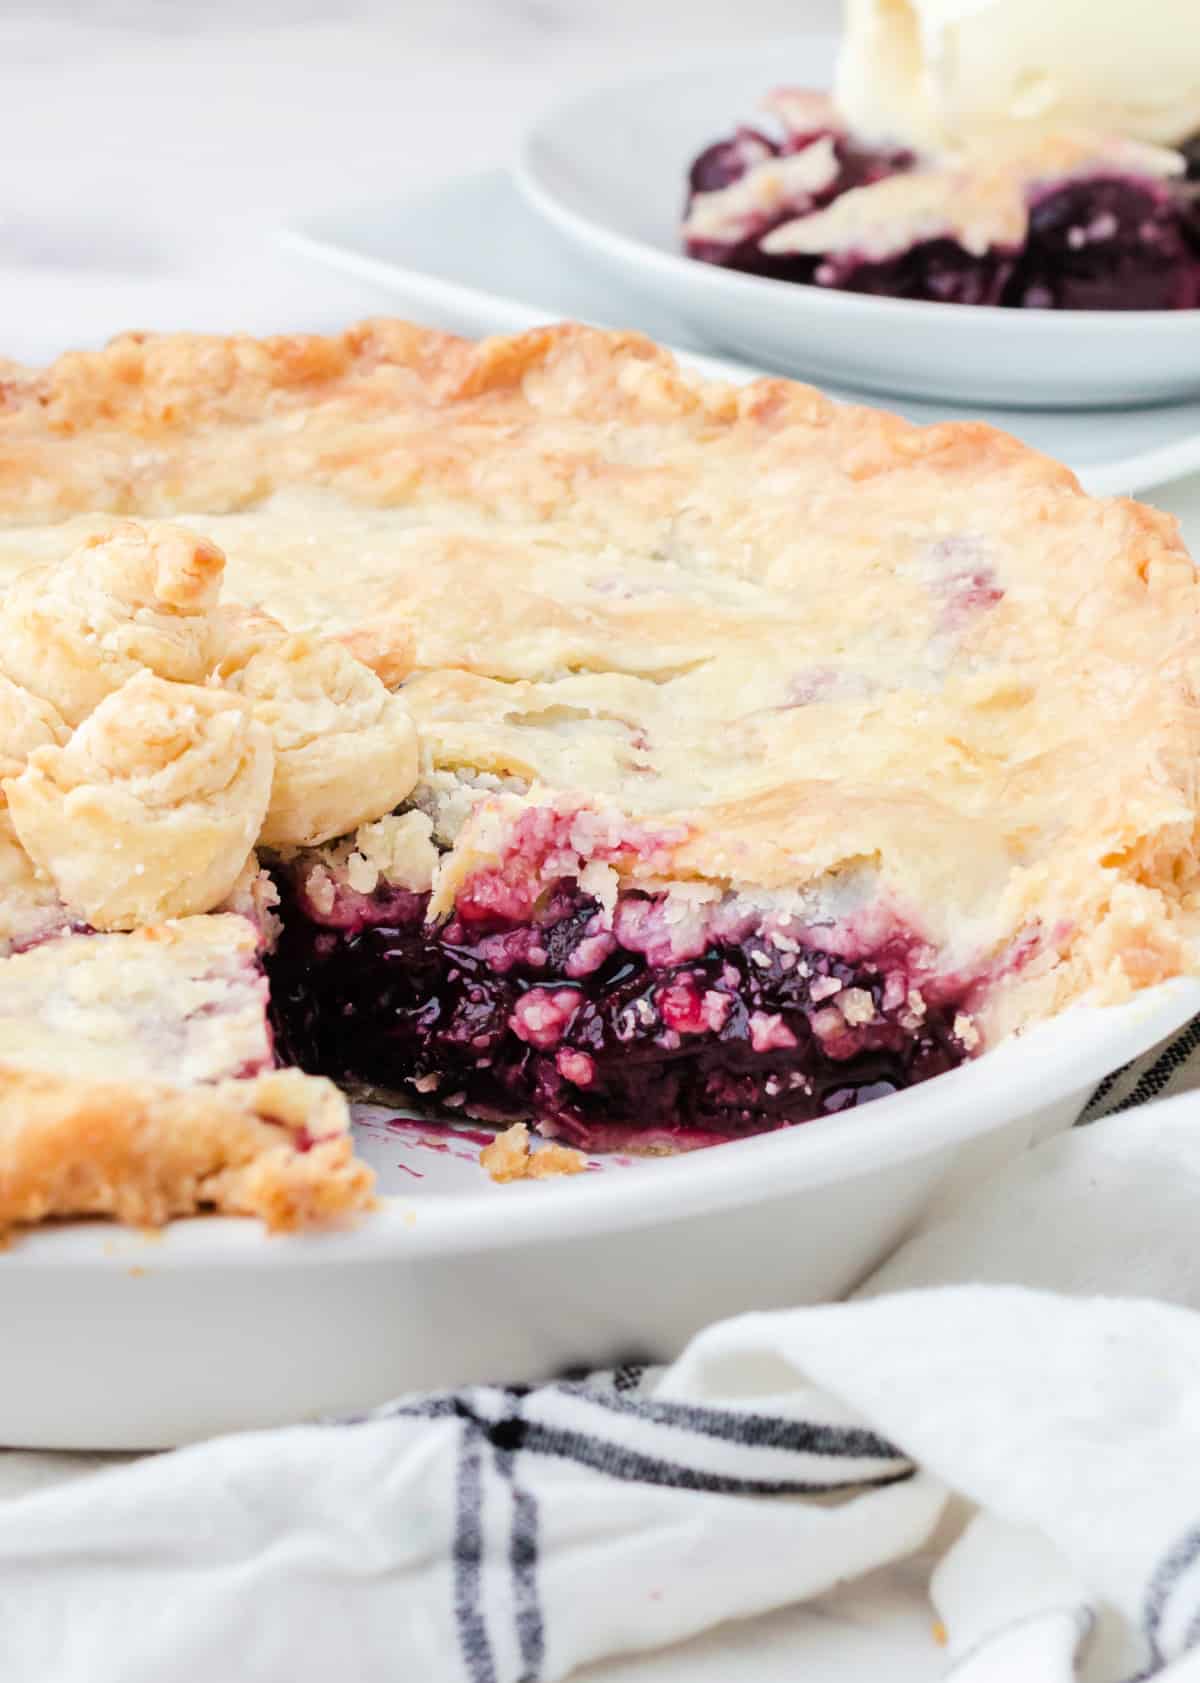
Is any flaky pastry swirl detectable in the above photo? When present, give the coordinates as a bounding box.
[0,519,225,727]
[4,669,273,929]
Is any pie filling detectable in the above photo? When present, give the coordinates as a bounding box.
[265,857,975,1151]
[684,123,1200,309]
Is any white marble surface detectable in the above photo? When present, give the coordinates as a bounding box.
[0,2,830,362]
[1,6,1198,1679]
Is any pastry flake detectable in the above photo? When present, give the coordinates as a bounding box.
[480,1122,587,1183]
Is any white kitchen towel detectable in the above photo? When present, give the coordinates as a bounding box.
[4,1076,1200,1683]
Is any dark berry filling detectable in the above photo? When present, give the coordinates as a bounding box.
[684,126,912,284]
[1006,178,1200,310]
[688,126,779,196]
[818,239,1016,306]
[266,874,972,1151]
[684,126,1200,310]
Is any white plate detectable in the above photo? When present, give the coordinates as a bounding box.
[285,172,1200,497]
[516,38,1200,409]
[5,973,1198,1449]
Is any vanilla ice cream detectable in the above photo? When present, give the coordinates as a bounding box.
[834,0,1200,152]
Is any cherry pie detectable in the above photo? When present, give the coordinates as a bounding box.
[683,91,1200,309]
[0,320,1195,1232]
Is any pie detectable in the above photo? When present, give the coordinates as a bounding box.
[683,91,1200,308]
[0,319,1196,1233]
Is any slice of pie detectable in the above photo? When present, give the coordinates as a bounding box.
[0,915,371,1233]
[683,91,1200,308]
[0,319,1195,1228]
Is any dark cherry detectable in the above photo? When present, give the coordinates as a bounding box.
[1003,178,1200,310]
[827,240,1015,306]
[687,127,778,195]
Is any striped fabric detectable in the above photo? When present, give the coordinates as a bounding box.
[1082,1014,1200,1121]
[340,1372,917,1683]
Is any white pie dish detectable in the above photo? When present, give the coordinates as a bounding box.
[515,38,1200,409]
[3,975,1196,1450]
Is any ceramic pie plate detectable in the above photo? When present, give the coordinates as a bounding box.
[515,37,1200,408]
[3,971,1196,1449]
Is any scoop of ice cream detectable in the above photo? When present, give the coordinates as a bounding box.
[835,0,1200,152]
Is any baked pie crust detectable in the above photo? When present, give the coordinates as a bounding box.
[0,320,1195,1228]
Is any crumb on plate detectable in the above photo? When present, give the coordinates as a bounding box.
[480,1122,587,1183]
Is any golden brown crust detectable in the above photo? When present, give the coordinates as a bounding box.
[0,1065,374,1235]
[0,325,1195,1015]
[0,514,420,936]
[479,1122,587,1183]
[0,916,376,1235]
